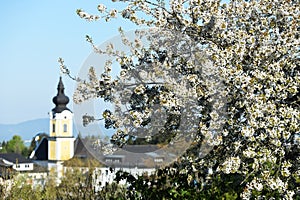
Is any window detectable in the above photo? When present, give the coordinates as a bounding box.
[63,124,67,132]
[154,158,163,163]
[52,123,55,132]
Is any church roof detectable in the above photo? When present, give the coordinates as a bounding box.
[73,137,96,159]
[122,145,159,153]
[30,137,48,160]
[52,76,70,113]
[63,137,104,167]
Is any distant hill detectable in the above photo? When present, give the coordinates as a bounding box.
[0,118,115,144]
[0,118,49,142]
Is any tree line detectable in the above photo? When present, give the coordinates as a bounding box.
[0,134,47,158]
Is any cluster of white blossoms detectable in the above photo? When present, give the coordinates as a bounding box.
[242,177,294,200]
[218,156,241,174]
[97,4,106,13]
[70,0,300,198]
[76,10,99,21]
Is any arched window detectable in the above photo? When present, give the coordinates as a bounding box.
[52,124,55,132]
[63,124,67,132]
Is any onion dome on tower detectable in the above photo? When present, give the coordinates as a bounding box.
[52,77,70,113]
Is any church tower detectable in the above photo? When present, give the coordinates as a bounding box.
[48,77,75,161]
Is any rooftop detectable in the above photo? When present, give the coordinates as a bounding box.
[0,153,32,164]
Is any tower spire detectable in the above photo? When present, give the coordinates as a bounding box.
[52,76,70,113]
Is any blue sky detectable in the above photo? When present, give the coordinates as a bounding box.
[0,0,136,124]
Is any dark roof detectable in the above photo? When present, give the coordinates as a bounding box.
[73,137,175,168]
[0,159,12,167]
[0,153,32,164]
[122,145,159,153]
[74,137,96,159]
[103,147,164,168]
[63,137,104,167]
[52,76,70,113]
[31,137,48,160]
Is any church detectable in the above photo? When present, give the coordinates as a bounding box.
[29,76,76,178]
[29,76,167,185]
